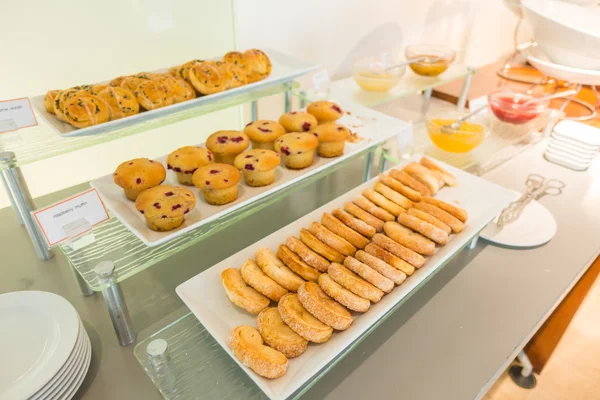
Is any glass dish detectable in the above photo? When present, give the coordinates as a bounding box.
[352,56,406,92]
[488,91,548,125]
[405,44,456,77]
[426,111,488,153]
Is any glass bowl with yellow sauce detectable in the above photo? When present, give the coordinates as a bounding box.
[352,56,406,92]
[426,111,488,153]
[405,44,456,77]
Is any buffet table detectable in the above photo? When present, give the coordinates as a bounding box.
[2,128,599,399]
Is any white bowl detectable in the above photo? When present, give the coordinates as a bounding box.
[522,0,600,70]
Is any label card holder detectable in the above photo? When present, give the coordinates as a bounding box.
[396,122,415,157]
[0,98,37,134]
[33,188,109,248]
[312,69,332,98]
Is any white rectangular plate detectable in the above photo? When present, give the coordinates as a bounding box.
[176,157,516,400]
[90,100,410,246]
[30,48,319,137]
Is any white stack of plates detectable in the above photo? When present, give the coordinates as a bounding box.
[544,120,600,171]
[0,291,91,400]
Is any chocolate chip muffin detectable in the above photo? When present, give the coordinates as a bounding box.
[206,130,250,165]
[135,185,196,232]
[113,158,166,201]
[192,163,242,205]
[166,146,214,185]
[234,149,281,187]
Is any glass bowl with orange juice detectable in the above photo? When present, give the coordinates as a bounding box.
[405,44,456,77]
[426,111,488,153]
[352,56,406,92]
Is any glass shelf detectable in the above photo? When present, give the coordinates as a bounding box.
[59,144,378,291]
[0,82,297,170]
[293,64,473,107]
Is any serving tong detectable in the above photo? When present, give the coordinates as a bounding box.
[496,174,565,227]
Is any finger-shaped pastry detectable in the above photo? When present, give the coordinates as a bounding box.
[388,169,431,196]
[189,61,226,95]
[420,156,457,186]
[277,245,321,282]
[413,202,464,233]
[332,208,376,238]
[321,213,370,249]
[240,259,288,302]
[373,182,413,209]
[298,282,353,330]
[363,189,405,216]
[328,262,383,303]
[278,294,333,343]
[364,243,415,276]
[135,79,174,110]
[372,233,425,268]
[300,229,344,263]
[378,174,422,202]
[402,163,444,194]
[44,90,61,114]
[318,273,370,313]
[408,208,451,234]
[344,257,394,293]
[309,222,357,256]
[228,325,288,379]
[398,213,449,245]
[62,95,109,128]
[355,250,406,285]
[352,196,395,222]
[257,308,307,358]
[422,197,468,223]
[384,221,435,256]
[256,248,305,292]
[286,236,330,272]
[344,201,385,232]
[221,268,270,314]
[97,87,139,120]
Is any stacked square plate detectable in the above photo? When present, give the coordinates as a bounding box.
[0,291,91,400]
[544,120,600,171]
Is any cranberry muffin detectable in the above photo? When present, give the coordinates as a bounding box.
[113,158,166,201]
[311,123,351,158]
[278,111,318,133]
[167,146,213,185]
[274,133,319,169]
[206,130,250,165]
[193,163,242,205]
[243,120,286,150]
[307,101,344,124]
[234,149,281,187]
[135,186,196,232]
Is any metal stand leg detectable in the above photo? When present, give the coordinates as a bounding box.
[250,100,258,121]
[509,351,537,389]
[422,88,433,114]
[0,171,23,225]
[284,83,292,113]
[71,264,94,296]
[96,261,136,346]
[378,148,389,174]
[468,235,479,250]
[363,150,374,182]
[0,151,53,260]
[457,68,475,112]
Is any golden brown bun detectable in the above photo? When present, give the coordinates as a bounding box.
[278,293,333,343]
[189,61,226,95]
[306,101,344,123]
[240,259,287,302]
[159,74,196,103]
[244,120,286,143]
[120,77,145,93]
[110,76,127,87]
[97,87,139,121]
[44,90,61,114]
[227,325,288,378]
[223,51,252,77]
[53,87,87,121]
[216,61,247,89]
[135,79,174,110]
[171,59,203,81]
[135,185,196,231]
[278,111,318,133]
[62,94,109,128]
[256,308,307,358]
[297,282,353,330]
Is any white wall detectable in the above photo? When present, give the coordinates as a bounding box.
[0,0,520,209]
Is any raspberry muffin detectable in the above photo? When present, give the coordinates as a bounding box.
[311,123,351,158]
[234,149,281,187]
[274,133,319,169]
[166,146,214,185]
[278,111,318,133]
[135,186,196,232]
[193,163,242,205]
[243,120,286,150]
[113,158,166,201]
[307,101,344,124]
[206,130,250,165]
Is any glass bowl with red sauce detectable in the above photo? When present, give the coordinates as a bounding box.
[488,91,548,125]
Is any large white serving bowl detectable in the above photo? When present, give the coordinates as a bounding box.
[522,0,600,70]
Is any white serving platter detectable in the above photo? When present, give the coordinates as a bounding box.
[30,48,319,137]
[176,157,516,400]
[523,45,600,86]
[91,100,410,247]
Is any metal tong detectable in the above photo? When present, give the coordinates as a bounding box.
[496,174,565,227]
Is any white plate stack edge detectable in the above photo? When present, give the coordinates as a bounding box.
[0,291,92,400]
[544,120,600,171]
